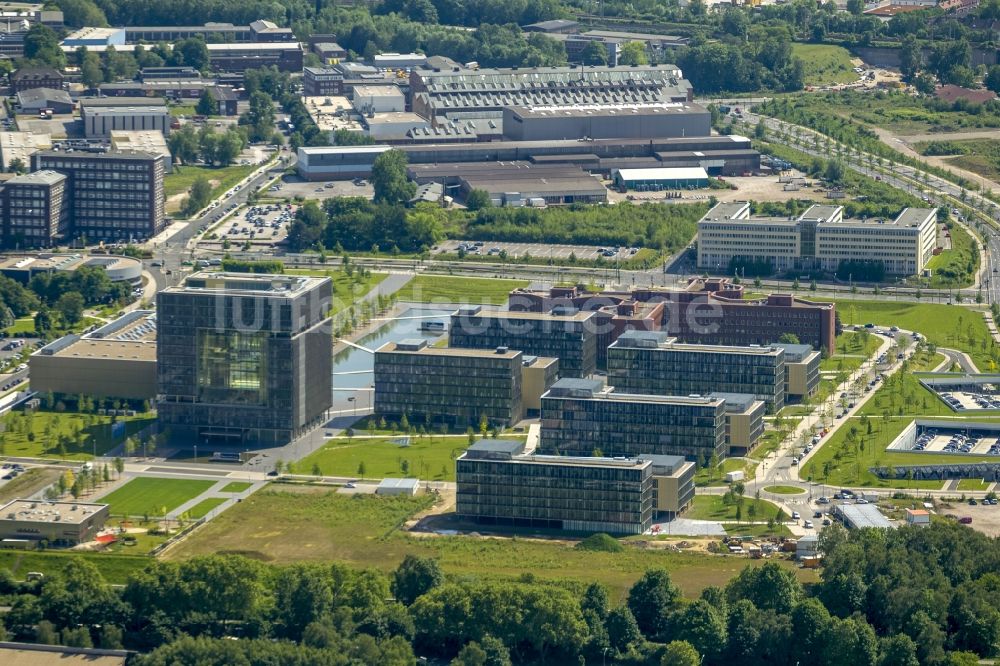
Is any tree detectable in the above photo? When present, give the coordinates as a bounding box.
[581,40,608,66]
[627,569,680,639]
[167,124,200,165]
[452,642,487,666]
[899,35,921,82]
[34,307,53,336]
[669,600,726,662]
[54,291,85,325]
[175,37,209,71]
[372,150,416,205]
[606,606,641,654]
[619,41,648,66]
[778,332,801,344]
[182,176,212,217]
[23,24,65,67]
[196,88,217,116]
[661,640,700,666]
[986,65,1000,94]
[726,562,801,613]
[847,0,864,14]
[878,634,919,666]
[465,189,492,211]
[80,49,104,90]
[8,157,26,175]
[392,555,444,605]
[240,91,276,142]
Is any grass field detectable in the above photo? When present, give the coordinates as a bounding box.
[169,487,816,598]
[184,497,229,519]
[100,478,215,517]
[828,300,993,370]
[749,419,800,461]
[694,458,757,487]
[924,222,978,288]
[0,551,149,584]
[823,330,882,372]
[164,164,257,214]
[0,410,156,460]
[291,435,471,481]
[0,468,61,504]
[764,485,806,495]
[686,495,787,522]
[286,268,386,315]
[957,479,991,491]
[219,482,252,493]
[3,314,102,338]
[394,275,529,305]
[4,317,34,334]
[791,44,858,86]
[914,139,1000,182]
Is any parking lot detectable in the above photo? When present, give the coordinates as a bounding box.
[935,390,1000,411]
[276,178,374,201]
[434,240,641,261]
[210,203,297,247]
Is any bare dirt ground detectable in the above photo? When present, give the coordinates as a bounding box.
[938,501,1000,537]
[872,125,1000,196]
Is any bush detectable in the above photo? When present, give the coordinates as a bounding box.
[575,533,624,552]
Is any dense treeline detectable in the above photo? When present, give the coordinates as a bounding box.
[286,196,708,255]
[2,523,1000,664]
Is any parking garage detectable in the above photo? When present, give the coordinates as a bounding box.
[888,420,1000,457]
[920,375,1000,412]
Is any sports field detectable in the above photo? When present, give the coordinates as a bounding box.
[100,478,215,517]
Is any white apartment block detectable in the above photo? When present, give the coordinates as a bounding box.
[697,202,938,276]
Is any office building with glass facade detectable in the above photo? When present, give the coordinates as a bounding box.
[449,305,597,378]
[540,378,726,461]
[374,340,525,427]
[456,439,694,534]
[709,392,766,456]
[156,272,333,446]
[607,330,785,410]
[774,342,821,399]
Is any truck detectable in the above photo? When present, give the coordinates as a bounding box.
[724,470,745,483]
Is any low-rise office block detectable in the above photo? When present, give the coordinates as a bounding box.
[607,330,785,411]
[449,305,597,378]
[540,378,726,461]
[456,439,694,535]
[709,392,766,456]
[0,499,109,545]
[775,342,821,399]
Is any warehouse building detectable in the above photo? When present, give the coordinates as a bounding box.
[124,19,293,44]
[157,273,333,446]
[613,166,709,191]
[607,331,786,410]
[456,439,695,534]
[206,42,303,72]
[697,201,939,276]
[352,85,405,114]
[0,499,109,545]
[1,170,68,248]
[15,87,73,114]
[297,145,391,180]
[832,503,895,530]
[80,101,170,138]
[450,305,598,378]
[540,378,727,461]
[408,161,608,206]
[30,310,157,401]
[61,26,125,47]
[31,149,166,241]
[501,102,710,142]
[775,342,821,399]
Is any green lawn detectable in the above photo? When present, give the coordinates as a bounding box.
[4,314,102,338]
[393,275,529,305]
[749,419,800,461]
[823,330,882,372]
[169,488,816,598]
[286,268,387,315]
[0,410,156,461]
[957,479,991,491]
[100,478,215,517]
[764,485,806,495]
[291,435,472,481]
[164,164,257,214]
[695,457,758,487]
[686,495,787,522]
[914,139,1000,183]
[4,317,34,334]
[829,300,993,370]
[924,222,978,288]
[0,551,150,584]
[169,104,197,118]
[184,497,229,519]
[219,482,252,493]
[791,43,858,86]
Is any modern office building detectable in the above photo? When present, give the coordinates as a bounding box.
[156,273,333,446]
[449,305,598,378]
[697,202,938,276]
[303,66,346,96]
[0,252,142,286]
[710,392,766,456]
[508,279,837,354]
[456,439,695,534]
[775,342,821,399]
[540,378,726,461]
[374,340,525,427]
[31,150,166,241]
[1,170,69,248]
[607,331,786,410]
[0,499,109,545]
[30,310,157,401]
[81,102,170,138]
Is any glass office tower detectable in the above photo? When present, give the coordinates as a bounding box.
[157,272,333,446]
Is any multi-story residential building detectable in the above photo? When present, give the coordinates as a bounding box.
[449,305,598,378]
[607,330,786,410]
[374,340,525,427]
[540,378,726,461]
[697,202,938,276]
[508,278,837,354]
[1,170,69,247]
[774,342,821,399]
[30,150,165,241]
[156,272,333,446]
[710,392,766,456]
[303,66,346,96]
[456,438,695,534]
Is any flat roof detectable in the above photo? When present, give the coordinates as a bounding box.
[920,374,1000,386]
[612,330,782,355]
[452,307,595,322]
[377,341,522,359]
[167,271,328,296]
[835,503,895,529]
[616,166,708,180]
[0,499,108,525]
[110,130,169,156]
[45,339,156,361]
[352,84,404,97]
[5,169,64,186]
[377,478,420,490]
[508,101,704,118]
[773,342,817,361]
